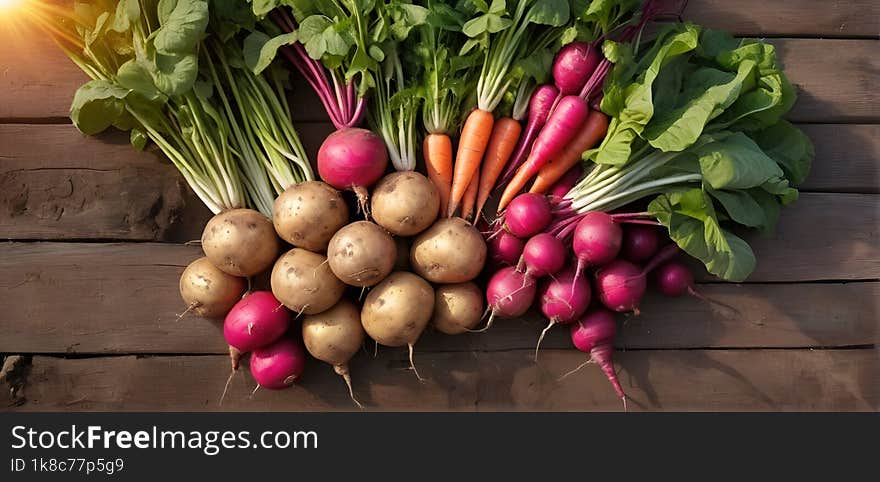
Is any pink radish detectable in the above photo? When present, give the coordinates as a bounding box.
[488,230,526,269]
[566,309,627,410]
[503,193,552,238]
[572,212,623,269]
[223,291,290,353]
[553,42,601,95]
[317,128,388,213]
[547,164,583,201]
[654,261,696,297]
[250,337,307,390]
[595,260,646,314]
[519,233,566,279]
[497,84,560,189]
[621,224,661,263]
[477,266,537,332]
[535,267,591,360]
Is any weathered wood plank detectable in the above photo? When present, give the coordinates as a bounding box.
[796,124,879,193]
[4,350,875,411]
[1,20,876,123]
[0,240,876,355]
[684,0,880,38]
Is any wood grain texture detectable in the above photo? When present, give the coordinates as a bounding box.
[1,21,876,123]
[684,0,880,38]
[796,125,880,193]
[0,241,875,355]
[4,350,876,411]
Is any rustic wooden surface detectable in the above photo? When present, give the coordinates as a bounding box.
[0,1,877,411]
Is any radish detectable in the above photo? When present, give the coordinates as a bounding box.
[498,84,560,189]
[553,42,601,95]
[534,267,591,360]
[595,259,646,314]
[317,128,388,213]
[524,95,590,173]
[654,261,696,298]
[488,230,525,269]
[250,337,307,390]
[478,266,537,332]
[567,309,626,410]
[572,211,622,275]
[519,233,566,279]
[503,193,552,238]
[621,224,661,263]
[223,291,291,353]
[547,164,584,201]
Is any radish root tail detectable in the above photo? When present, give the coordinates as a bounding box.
[534,320,555,362]
[175,302,200,322]
[353,185,371,220]
[557,358,594,381]
[468,310,496,333]
[219,368,237,407]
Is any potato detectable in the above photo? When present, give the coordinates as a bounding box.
[302,299,367,407]
[410,217,487,283]
[179,257,246,319]
[432,282,484,335]
[202,209,279,277]
[361,272,434,348]
[271,248,345,315]
[273,181,349,252]
[371,172,440,236]
[327,221,396,287]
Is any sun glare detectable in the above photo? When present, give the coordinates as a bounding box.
[0,0,24,12]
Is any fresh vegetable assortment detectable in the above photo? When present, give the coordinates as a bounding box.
[36,0,812,410]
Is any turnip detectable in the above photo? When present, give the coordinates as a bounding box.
[478,266,537,332]
[271,248,346,315]
[595,259,646,314]
[302,299,366,407]
[503,193,552,238]
[519,233,566,279]
[317,128,388,213]
[410,217,487,283]
[535,267,591,360]
[250,337,307,390]
[621,224,661,263]
[179,257,246,319]
[566,309,627,410]
[432,282,484,335]
[488,230,525,269]
[202,209,280,277]
[273,181,349,252]
[553,42,601,95]
[371,171,440,236]
[223,291,291,353]
[361,272,435,380]
[327,221,396,287]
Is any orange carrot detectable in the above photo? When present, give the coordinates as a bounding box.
[448,108,494,217]
[460,169,479,221]
[530,111,609,195]
[423,133,454,216]
[474,117,522,221]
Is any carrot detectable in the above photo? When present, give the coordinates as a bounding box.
[473,117,522,221]
[530,111,609,195]
[448,108,494,217]
[460,169,479,221]
[423,133,454,217]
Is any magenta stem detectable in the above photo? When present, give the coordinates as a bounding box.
[613,219,661,226]
[642,243,680,276]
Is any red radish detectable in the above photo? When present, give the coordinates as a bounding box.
[567,309,626,410]
[553,42,601,95]
[547,164,583,201]
[503,193,552,238]
[595,259,646,314]
[223,291,291,353]
[654,261,695,297]
[621,224,661,263]
[497,84,560,189]
[497,96,590,210]
[519,233,566,279]
[249,338,307,390]
[477,267,537,332]
[571,211,623,290]
[317,128,388,213]
[535,267,591,360]
[488,230,526,268]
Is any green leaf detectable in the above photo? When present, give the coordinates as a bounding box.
[369,44,385,62]
[111,0,140,33]
[149,52,199,96]
[244,31,298,74]
[130,128,149,151]
[252,0,284,17]
[298,15,349,59]
[694,132,785,190]
[389,3,430,40]
[752,120,814,186]
[157,0,177,25]
[117,60,165,102]
[154,0,209,55]
[708,188,765,228]
[69,80,130,135]
[526,0,570,27]
[649,189,756,282]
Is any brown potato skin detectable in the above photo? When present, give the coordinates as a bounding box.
[432,282,484,335]
[410,217,487,283]
[273,181,349,252]
[302,299,365,366]
[361,272,434,347]
[179,257,246,318]
[271,248,345,315]
[327,221,396,287]
[202,209,279,277]
[371,172,440,236]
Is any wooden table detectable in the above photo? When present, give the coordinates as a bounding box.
[1,1,877,411]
